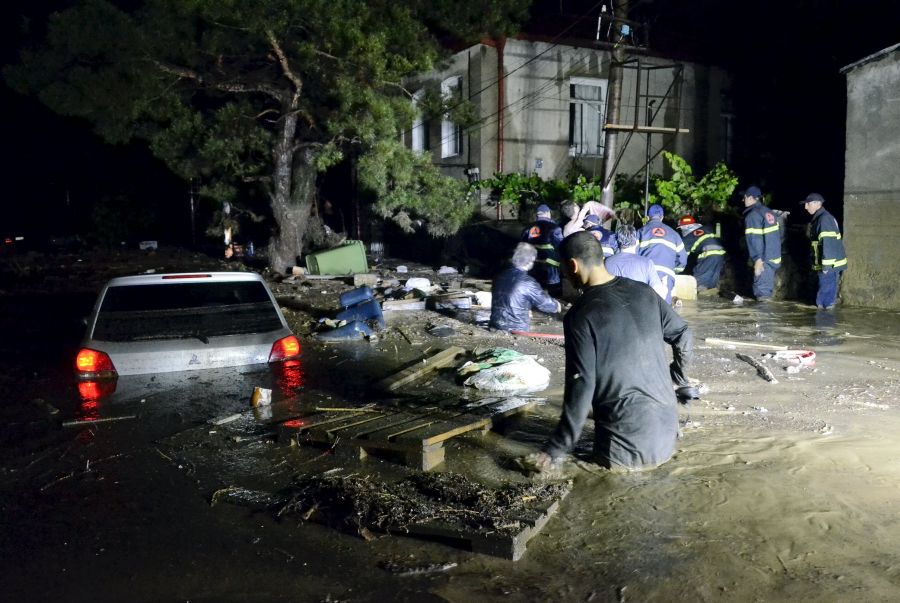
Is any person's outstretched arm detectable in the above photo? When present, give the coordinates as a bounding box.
[544,314,596,459]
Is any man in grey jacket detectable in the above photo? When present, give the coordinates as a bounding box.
[489,243,561,332]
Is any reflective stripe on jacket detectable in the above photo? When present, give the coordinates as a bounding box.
[521,219,563,284]
[810,207,847,271]
[681,225,726,261]
[585,225,619,257]
[743,203,782,266]
[637,218,687,274]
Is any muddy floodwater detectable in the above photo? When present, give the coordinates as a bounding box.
[4,287,900,602]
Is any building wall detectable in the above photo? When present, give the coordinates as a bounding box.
[406,39,732,219]
[841,49,900,308]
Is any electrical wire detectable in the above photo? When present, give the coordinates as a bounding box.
[398,1,607,143]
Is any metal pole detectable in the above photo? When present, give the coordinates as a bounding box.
[496,37,506,221]
[601,0,629,208]
[644,101,655,215]
[189,178,196,247]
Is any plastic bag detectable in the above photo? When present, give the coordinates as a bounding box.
[463,356,551,393]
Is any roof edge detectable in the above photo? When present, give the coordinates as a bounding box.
[840,42,900,75]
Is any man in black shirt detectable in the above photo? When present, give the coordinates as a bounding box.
[530,232,696,472]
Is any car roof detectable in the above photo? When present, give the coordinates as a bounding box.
[105,272,266,287]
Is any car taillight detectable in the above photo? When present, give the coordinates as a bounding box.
[75,348,117,378]
[269,335,301,362]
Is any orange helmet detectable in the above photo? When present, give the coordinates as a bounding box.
[678,215,696,227]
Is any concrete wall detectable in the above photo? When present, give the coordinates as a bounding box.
[488,40,731,184]
[842,47,900,308]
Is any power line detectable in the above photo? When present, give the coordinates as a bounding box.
[432,45,600,152]
[399,1,607,142]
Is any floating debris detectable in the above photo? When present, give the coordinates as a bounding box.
[277,472,569,535]
[379,560,457,576]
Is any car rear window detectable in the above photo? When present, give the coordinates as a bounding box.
[92,281,284,342]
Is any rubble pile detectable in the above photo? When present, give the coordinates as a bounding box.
[277,472,569,535]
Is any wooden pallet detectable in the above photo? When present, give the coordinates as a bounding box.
[278,397,536,471]
[403,486,570,560]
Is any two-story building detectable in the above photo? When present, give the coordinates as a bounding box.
[404,36,734,219]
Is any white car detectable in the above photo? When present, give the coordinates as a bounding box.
[76,272,300,378]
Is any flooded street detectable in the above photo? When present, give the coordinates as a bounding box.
[4,285,900,602]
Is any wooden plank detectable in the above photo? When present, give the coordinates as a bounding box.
[395,398,537,447]
[294,409,382,430]
[736,353,779,384]
[382,299,426,312]
[318,413,397,436]
[705,337,788,351]
[417,417,492,447]
[376,346,466,392]
[405,444,445,471]
[351,412,441,439]
[278,410,381,443]
[385,419,443,440]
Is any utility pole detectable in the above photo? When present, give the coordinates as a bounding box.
[601,0,629,208]
[644,100,655,214]
[189,178,197,247]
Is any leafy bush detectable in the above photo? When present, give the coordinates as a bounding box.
[472,152,738,221]
[651,151,738,217]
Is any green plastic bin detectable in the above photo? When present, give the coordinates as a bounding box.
[305,240,369,275]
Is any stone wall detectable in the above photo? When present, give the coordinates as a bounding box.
[842,47,900,309]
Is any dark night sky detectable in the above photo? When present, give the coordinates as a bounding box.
[2,0,899,241]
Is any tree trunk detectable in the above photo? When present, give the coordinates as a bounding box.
[269,149,317,273]
[267,107,318,273]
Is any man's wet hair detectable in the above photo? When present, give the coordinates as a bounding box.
[615,224,638,248]
[511,242,538,270]
[561,231,605,266]
[560,201,578,219]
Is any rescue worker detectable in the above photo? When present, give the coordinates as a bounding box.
[582,214,618,257]
[800,192,847,309]
[521,204,563,297]
[742,186,782,300]
[677,216,726,292]
[637,204,687,303]
[604,224,668,299]
[525,232,696,472]
[489,243,562,332]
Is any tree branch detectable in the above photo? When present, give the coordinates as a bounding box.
[379,79,414,98]
[292,141,324,152]
[153,60,288,103]
[310,49,412,97]
[265,30,303,97]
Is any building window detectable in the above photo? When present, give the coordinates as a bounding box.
[441,76,462,158]
[569,77,608,157]
[411,89,428,153]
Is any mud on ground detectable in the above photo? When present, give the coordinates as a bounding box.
[3,248,900,602]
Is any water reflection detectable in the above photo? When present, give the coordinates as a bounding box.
[77,397,101,421]
[275,358,304,396]
[76,380,117,420]
[814,308,837,329]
